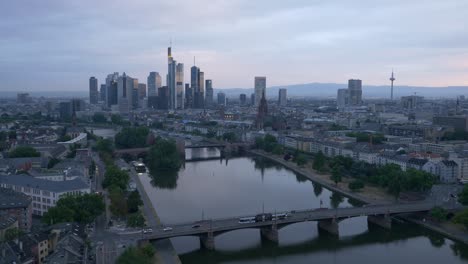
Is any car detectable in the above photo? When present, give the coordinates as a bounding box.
[146,228,153,233]
[191,224,201,229]
[163,227,173,232]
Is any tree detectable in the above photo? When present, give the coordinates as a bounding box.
[312,151,325,172]
[89,161,96,177]
[295,154,307,166]
[117,246,153,264]
[127,212,145,227]
[4,228,24,241]
[114,127,150,149]
[96,138,114,154]
[348,179,365,191]
[127,190,143,213]
[222,132,236,143]
[255,137,265,149]
[102,166,130,190]
[430,207,448,222]
[147,139,181,171]
[92,113,107,123]
[206,130,217,138]
[109,186,128,217]
[453,209,468,229]
[272,145,284,155]
[331,165,343,185]
[9,146,40,158]
[111,114,124,125]
[458,185,468,205]
[42,194,105,225]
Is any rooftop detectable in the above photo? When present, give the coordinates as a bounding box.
[0,187,32,209]
[0,174,89,193]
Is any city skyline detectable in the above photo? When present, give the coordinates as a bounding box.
[1,1,468,92]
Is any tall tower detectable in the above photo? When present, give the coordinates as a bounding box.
[390,70,396,100]
[167,45,177,110]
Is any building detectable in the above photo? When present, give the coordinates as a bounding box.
[0,174,90,216]
[176,63,184,109]
[278,88,287,107]
[348,79,362,105]
[217,92,226,106]
[137,83,147,100]
[89,77,99,104]
[17,93,32,104]
[167,46,177,110]
[433,116,468,132]
[438,160,458,183]
[256,88,268,129]
[337,88,349,109]
[105,72,119,108]
[99,84,106,102]
[251,93,255,106]
[184,83,192,109]
[240,94,247,106]
[147,72,162,97]
[401,95,423,109]
[117,73,134,113]
[0,187,32,231]
[205,80,214,107]
[254,76,266,106]
[157,86,169,110]
[59,102,72,120]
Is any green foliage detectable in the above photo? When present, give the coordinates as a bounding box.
[458,185,468,205]
[47,158,61,169]
[329,124,348,131]
[295,154,307,166]
[430,207,448,222]
[96,138,114,154]
[453,209,468,229]
[4,228,24,241]
[329,156,353,171]
[117,246,154,264]
[127,212,145,227]
[92,113,107,123]
[348,179,365,191]
[147,138,181,171]
[206,130,217,138]
[222,132,237,143]
[312,151,325,172]
[9,146,40,158]
[346,132,385,144]
[331,165,343,185]
[89,161,96,177]
[111,114,124,125]
[115,127,150,149]
[102,165,130,190]
[42,194,104,225]
[109,185,128,217]
[58,135,72,142]
[127,190,143,213]
[272,145,284,155]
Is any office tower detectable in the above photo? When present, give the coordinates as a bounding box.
[254,77,266,106]
[158,86,169,110]
[100,84,106,102]
[59,101,73,120]
[89,77,99,104]
[184,83,192,109]
[105,72,119,108]
[176,63,184,109]
[147,72,162,96]
[217,92,226,106]
[348,79,362,105]
[138,83,147,99]
[197,71,205,108]
[256,88,268,129]
[148,96,158,109]
[240,94,247,106]
[205,80,213,107]
[390,71,396,100]
[191,65,204,108]
[71,99,85,112]
[16,93,31,104]
[251,93,255,106]
[132,78,139,109]
[167,46,177,110]
[117,72,134,113]
[278,88,287,107]
[337,88,349,109]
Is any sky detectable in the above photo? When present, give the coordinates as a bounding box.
[1,0,467,92]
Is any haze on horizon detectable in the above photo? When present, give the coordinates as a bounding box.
[1,0,467,92]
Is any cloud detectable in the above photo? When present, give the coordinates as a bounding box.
[0,0,467,91]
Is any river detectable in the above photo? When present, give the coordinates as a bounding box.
[137,148,468,264]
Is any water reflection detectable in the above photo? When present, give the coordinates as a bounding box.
[149,169,179,190]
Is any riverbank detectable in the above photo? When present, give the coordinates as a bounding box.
[132,171,182,264]
[249,150,394,204]
[404,214,468,244]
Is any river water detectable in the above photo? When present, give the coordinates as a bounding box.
[137,148,468,264]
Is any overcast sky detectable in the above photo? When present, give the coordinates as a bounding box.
[1,0,467,91]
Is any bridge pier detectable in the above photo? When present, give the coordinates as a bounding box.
[318,218,339,236]
[260,224,278,243]
[199,232,215,250]
[367,214,392,229]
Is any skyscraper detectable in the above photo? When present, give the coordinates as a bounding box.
[240,94,247,106]
[167,46,177,110]
[132,78,139,109]
[205,80,213,107]
[147,72,162,96]
[337,88,349,109]
[185,83,192,109]
[256,88,268,129]
[100,84,106,102]
[138,83,147,99]
[176,63,184,109]
[89,77,99,104]
[278,88,287,106]
[117,72,134,113]
[217,92,226,106]
[254,77,266,106]
[348,79,362,105]
[191,65,202,108]
[105,72,119,108]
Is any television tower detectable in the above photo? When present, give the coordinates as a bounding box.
[390,70,396,100]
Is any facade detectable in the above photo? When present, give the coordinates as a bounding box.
[438,160,458,183]
[0,187,32,231]
[401,95,424,109]
[433,116,468,132]
[147,72,162,97]
[17,93,32,104]
[105,72,119,108]
[205,80,214,107]
[348,79,362,105]
[278,88,287,107]
[0,174,90,216]
[167,46,177,110]
[89,77,99,104]
[217,92,226,106]
[117,73,134,113]
[254,76,266,106]
[240,94,247,106]
[337,88,349,109]
[185,83,193,109]
[176,63,184,109]
[59,102,72,120]
[138,83,147,100]
[99,84,106,102]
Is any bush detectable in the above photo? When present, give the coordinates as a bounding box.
[348,180,365,191]
[9,146,40,158]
